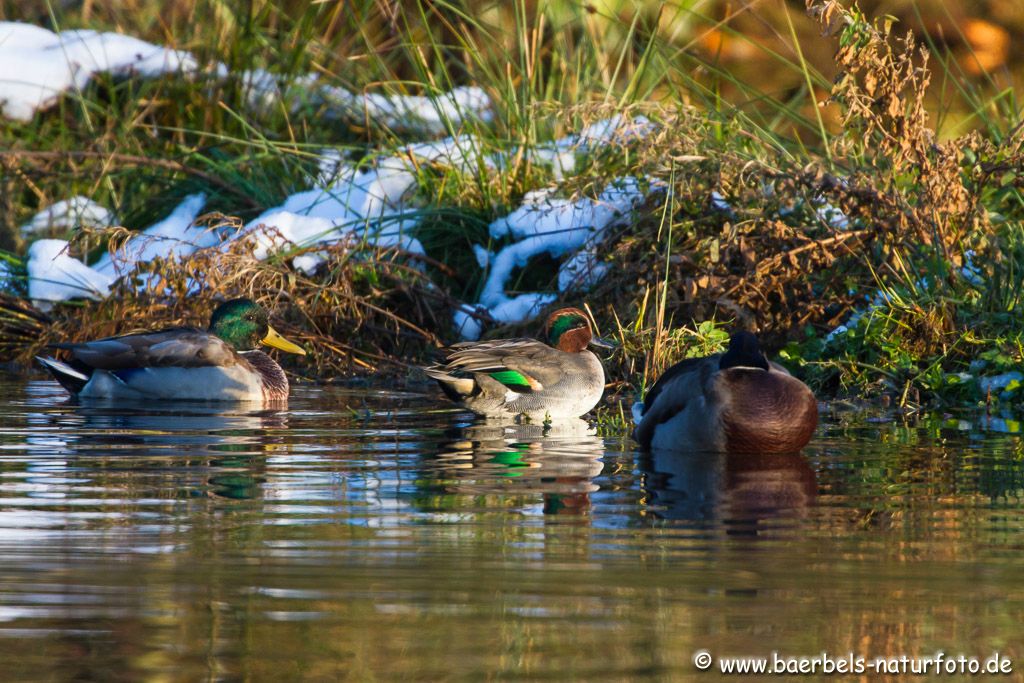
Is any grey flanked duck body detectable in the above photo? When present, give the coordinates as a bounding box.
[634,331,817,453]
[424,307,610,420]
[37,298,307,402]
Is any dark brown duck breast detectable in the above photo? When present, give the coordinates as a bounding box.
[718,368,818,454]
[634,331,819,454]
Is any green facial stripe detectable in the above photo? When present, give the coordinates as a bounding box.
[549,313,585,345]
[490,370,532,388]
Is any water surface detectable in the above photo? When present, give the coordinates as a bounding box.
[1,377,1022,681]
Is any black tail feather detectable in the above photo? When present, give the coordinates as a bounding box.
[36,356,91,395]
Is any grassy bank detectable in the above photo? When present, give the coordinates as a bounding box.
[1,0,1023,415]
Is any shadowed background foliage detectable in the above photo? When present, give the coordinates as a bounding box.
[0,0,1022,413]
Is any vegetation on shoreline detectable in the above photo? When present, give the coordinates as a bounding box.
[1,0,1023,416]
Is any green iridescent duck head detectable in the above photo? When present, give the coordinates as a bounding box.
[208,299,306,355]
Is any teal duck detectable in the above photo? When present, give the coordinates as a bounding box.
[424,307,610,420]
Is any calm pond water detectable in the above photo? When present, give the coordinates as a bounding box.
[1,376,1023,681]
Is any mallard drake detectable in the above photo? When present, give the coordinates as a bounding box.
[424,307,611,420]
[633,331,817,453]
[36,298,306,402]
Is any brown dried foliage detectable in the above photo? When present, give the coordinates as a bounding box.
[3,218,451,380]
[595,165,873,349]
[591,1,1015,364]
[809,0,982,251]
[5,1,1024,390]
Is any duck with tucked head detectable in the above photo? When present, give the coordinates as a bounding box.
[633,331,817,453]
[424,307,611,420]
[36,298,306,402]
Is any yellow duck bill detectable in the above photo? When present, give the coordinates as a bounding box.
[261,326,307,355]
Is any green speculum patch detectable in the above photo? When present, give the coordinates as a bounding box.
[489,370,533,390]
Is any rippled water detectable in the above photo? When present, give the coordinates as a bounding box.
[2,377,1024,680]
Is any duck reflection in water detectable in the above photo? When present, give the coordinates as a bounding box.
[429,418,604,516]
[40,402,289,500]
[641,448,817,530]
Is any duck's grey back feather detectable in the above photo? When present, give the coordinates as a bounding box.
[634,355,720,449]
[53,327,241,370]
[440,338,575,389]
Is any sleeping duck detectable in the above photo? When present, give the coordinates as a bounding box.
[37,298,306,402]
[633,331,817,453]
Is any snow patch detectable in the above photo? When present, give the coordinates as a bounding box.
[455,175,659,339]
[816,202,849,229]
[238,154,426,272]
[243,211,338,261]
[710,191,731,213]
[21,196,114,236]
[825,290,893,343]
[472,245,491,269]
[0,23,197,121]
[531,115,654,179]
[452,303,484,342]
[27,239,112,303]
[558,249,608,293]
[292,251,327,275]
[961,249,984,286]
[0,21,491,133]
[488,293,557,325]
[0,259,12,292]
[93,193,210,274]
[317,84,492,133]
[405,135,498,172]
[481,176,649,309]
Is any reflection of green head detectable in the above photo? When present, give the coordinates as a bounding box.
[545,308,591,352]
[208,299,268,351]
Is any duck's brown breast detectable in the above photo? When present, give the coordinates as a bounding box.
[717,369,818,454]
[244,351,290,401]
